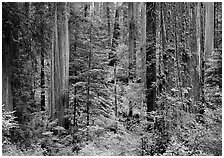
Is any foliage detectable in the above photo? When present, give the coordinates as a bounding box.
[69,6,113,124]
[206,50,222,108]
[2,106,18,135]
[3,111,76,156]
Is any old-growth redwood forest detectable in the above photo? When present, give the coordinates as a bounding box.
[2,2,222,156]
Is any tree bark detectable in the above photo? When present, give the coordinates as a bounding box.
[39,3,45,111]
[85,3,91,127]
[106,2,111,47]
[196,2,201,104]
[160,3,166,93]
[200,3,205,104]
[2,3,19,111]
[2,35,14,112]
[87,30,91,127]
[112,4,120,117]
[140,2,146,86]
[50,2,70,126]
[73,24,78,127]
[128,2,137,117]
[201,2,214,106]
[146,2,156,113]
[128,2,136,82]
[204,3,214,61]
[24,2,36,105]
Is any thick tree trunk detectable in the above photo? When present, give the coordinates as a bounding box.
[204,3,214,61]
[128,2,136,117]
[188,3,200,109]
[160,3,166,93]
[140,2,146,111]
[24,2,36,104]
[50,3,69,126]
[2,3,19,111]
[2,38,14,111]
[201,2,214,106]
[146,2,156,113]
[204,2,214,91]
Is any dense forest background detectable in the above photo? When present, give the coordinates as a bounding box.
[2,2,222,156]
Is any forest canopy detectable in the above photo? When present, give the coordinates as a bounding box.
[1,2,222,156]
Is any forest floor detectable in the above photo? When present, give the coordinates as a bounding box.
[80,131,141,156]
[2,106,222,156]
[78,118,144,156]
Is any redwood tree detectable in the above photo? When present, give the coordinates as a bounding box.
[49,2,70,126]
[2,3,20,111]
[146,2,156,113]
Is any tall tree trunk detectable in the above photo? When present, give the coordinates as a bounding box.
[196,2,201,104]
[204,2,214,93]
[24,2,36,104]
[73,27,78,127]
[2,35,14,112]
[204,3,214,61]
[129,2,137,82]
[141,2,147,80]
[39,3,45,111]
[140,2,146,109]
[50,2,69,126]
[49,20,55,119]
[2,3,19,111]
[128,2,136,117]
[173,4,184,125]
[188,3,200,110]
[200,3,206,104]
[146,2,156,113]
[87,31,91,126]
[174,4,183,105]
[40,38,45,112]
[85,3,91,127]
[61,2,70,125]
[119,3,124,43]
[112,4,120,117]
[106,2,111,47]
[160,2,166,93]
